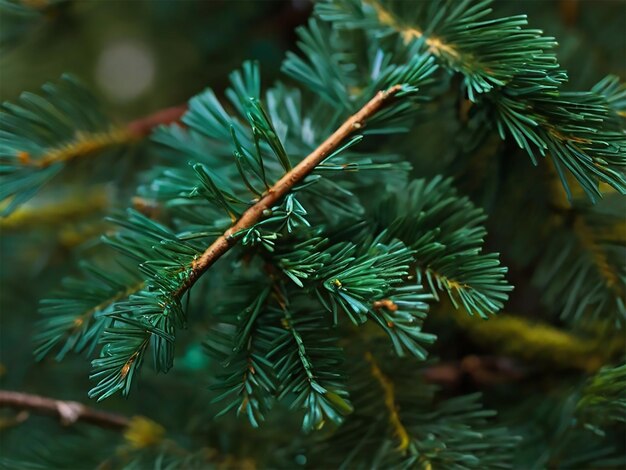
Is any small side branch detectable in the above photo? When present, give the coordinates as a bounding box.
[127,105,187,138]
[0,390,130,430]
[174,85,403,297]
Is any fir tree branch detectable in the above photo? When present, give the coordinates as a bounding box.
[321,344,518,468]
[72,281,146,333]
[0,390,129,430]
[172,85,403,299]
[269,284,353,431]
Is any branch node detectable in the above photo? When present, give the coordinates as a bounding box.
[56,401,83,425]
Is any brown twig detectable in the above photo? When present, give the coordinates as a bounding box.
[174,85,404,298]
[126,105,187,139]
[0,390,130,430]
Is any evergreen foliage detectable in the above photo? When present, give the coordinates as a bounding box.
[0,75,119,215]
[1,0,624,468]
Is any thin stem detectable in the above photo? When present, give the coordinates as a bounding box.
[0,390,130,430]
[126,105,187,138]
[174,84,403,298]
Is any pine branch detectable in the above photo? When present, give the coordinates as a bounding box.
[89,327,152,401]
[282,17,437,125]
[0,390,130,430]
[21,129,133,170]
[315,237,415,324]
[593,75,626,123]
[367,285,436,359]
[363,0,465,63]
[171,84,404,300]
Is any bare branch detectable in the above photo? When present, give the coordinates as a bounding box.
[0,390,130,430]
